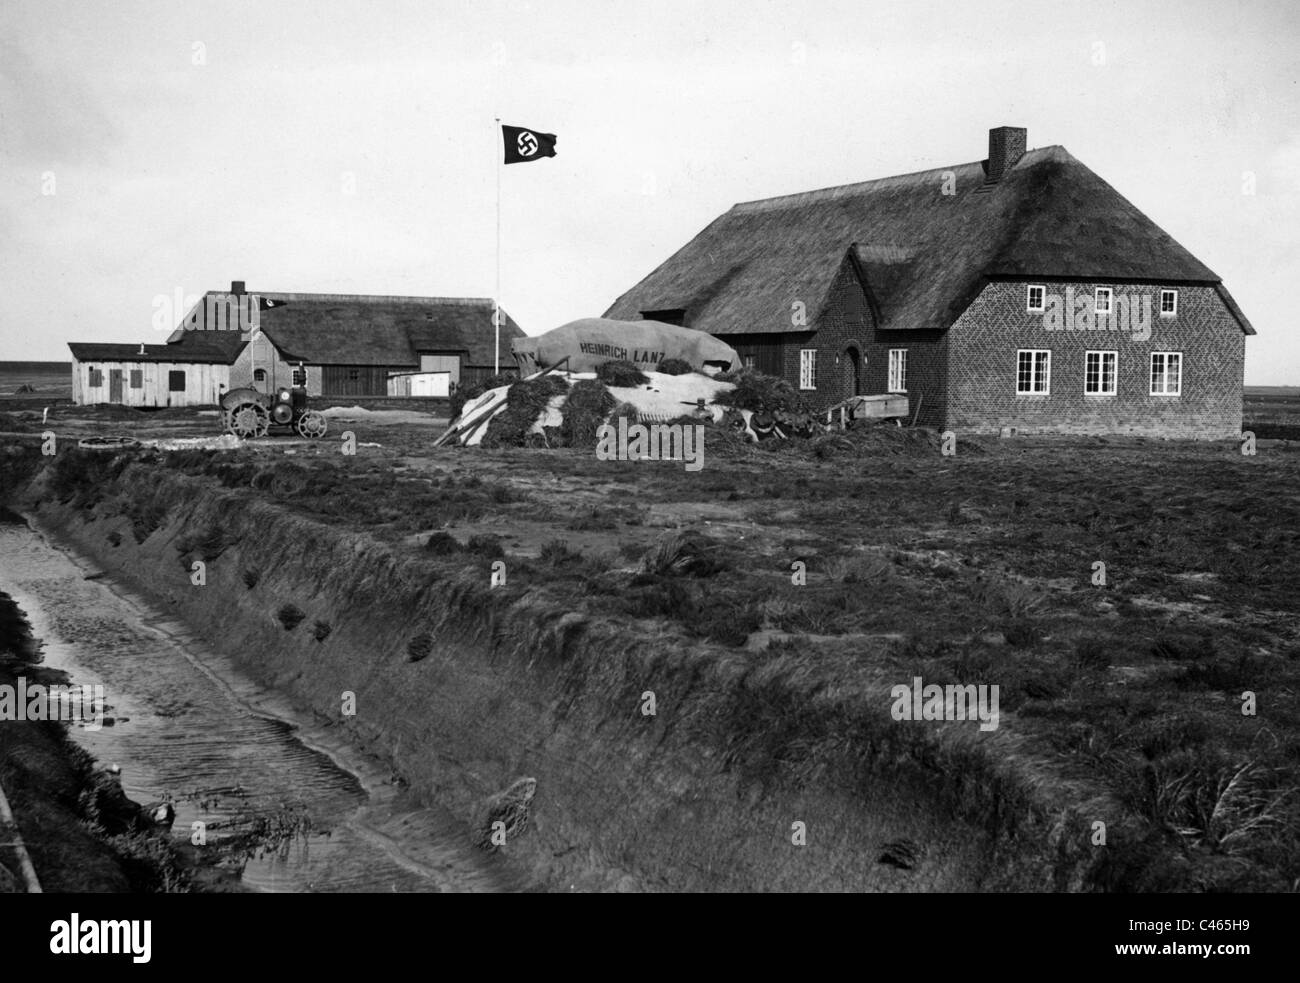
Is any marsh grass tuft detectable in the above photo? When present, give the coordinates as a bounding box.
[277,604,306,631]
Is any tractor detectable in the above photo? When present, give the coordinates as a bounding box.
[221,384,328,440]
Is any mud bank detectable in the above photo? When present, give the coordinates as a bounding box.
[0,577,186,892]
[13,450,1146,891]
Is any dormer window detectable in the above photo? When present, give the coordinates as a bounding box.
[642,308,686,326]
[1160,289,1178,317]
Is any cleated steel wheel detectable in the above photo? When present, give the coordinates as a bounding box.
[296,410,328,439]
[226,402,270,439]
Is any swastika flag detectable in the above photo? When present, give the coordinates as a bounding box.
[502,124,557,164]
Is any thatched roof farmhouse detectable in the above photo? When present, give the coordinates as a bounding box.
[69,284,524,405]
[607,127,1254,437]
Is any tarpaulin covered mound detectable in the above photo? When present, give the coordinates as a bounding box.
[510,318,742,375]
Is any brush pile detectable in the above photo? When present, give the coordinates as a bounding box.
[712,368,821,438]
[655,358,694,376]
[438,368,742,449]
[595,360,650,387]
[558,379,617,447]
[480,374,570,448]
[713,368,808,415]
[437,366,922,451]
[449,373,515,419]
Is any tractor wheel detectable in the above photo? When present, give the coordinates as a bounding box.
[296,410,328,439]
[226,402,270,439]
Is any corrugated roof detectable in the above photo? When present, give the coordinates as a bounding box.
[68,331,247,364]
[605,146,1254,335]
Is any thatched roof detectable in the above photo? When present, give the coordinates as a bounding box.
[69,331,247,364]
[252,295,525,367]
[605,146,1255,335]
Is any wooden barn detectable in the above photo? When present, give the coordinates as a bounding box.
[177,285,525,398]
[67,332,246,407]
[605,127,1255,438]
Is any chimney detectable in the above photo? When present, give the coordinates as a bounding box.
[230,280,246,295]
[986,127,1027,182]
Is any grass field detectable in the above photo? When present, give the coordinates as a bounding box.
[12,396,1299,890]
[7,379,1300,889]
[0,362,71,403]
[1244,386,1300,439]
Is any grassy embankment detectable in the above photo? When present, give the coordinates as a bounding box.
[5,406,1298,891]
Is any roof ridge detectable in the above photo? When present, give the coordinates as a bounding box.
[203,291,497,306]
[731,146,1066,212]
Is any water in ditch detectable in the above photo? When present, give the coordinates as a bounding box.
[0,512,513,893]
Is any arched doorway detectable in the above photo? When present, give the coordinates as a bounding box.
[844,345,862,396]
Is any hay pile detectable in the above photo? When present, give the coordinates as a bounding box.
[449,367,823,451]
[471,371,730,448]
[595,360,650,387]
[475,374,631,449]
[655,358,694,376]
[480,374,570,448]
[713,368,808,415]
[558,378,616,447]
[449,372,514,419]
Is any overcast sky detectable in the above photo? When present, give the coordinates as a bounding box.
[1,0,1296,382]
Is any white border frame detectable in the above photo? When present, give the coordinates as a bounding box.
[1016,348,1051,395]
[1150,351,1183,396]
[887,348,908,393]
[799,348,817,390]
[1159,288,1178,318]
[1084,349,1118,396]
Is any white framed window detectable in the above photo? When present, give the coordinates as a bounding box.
[743,354,757,370]
[1016,349,1051,395]
[1026,285,1046,312]
[1085,350,1117,395]
[1160,289,1178,317]
[1151,352,1182,396]
[887,349,908,392]
[1095,287,1113,314]
[799,349,817,390]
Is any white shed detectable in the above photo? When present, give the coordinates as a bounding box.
[67,333,247,408]
[387,370,452,397]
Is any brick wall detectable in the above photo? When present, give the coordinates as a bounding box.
[945,281,1246,438]
[806,260,948,426]
[808,260,870,408]
[704,273,1244,438]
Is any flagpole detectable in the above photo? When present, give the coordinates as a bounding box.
[494,115,501,374]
